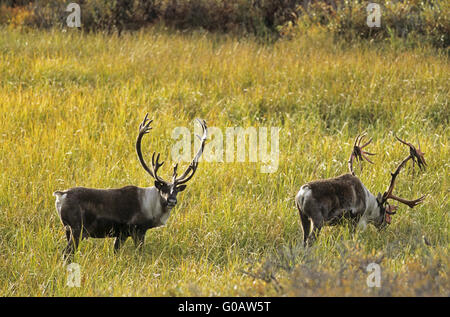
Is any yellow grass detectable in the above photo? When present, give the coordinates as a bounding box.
[0,27,448,296]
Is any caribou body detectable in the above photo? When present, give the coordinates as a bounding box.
[54,114,208,256]
[295,134,426,246]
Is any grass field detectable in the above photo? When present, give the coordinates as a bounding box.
[0,26,448,296]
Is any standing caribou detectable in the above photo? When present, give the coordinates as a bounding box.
[54,114,208,257]
[295,133,426,246]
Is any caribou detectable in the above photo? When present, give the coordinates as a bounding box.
[54,114,208,257]
[295,133,426,246]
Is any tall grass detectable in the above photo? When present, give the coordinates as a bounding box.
[0,27,448,296]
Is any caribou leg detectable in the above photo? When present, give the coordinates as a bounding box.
[300,213,311,247]
[132,230,146,250]
[114,234,128,253]
[63,226,81,259]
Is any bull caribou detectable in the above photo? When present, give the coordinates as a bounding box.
[295,133,426,246]
[54,114,208,257]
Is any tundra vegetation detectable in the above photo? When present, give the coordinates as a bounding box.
[0,1,448,296]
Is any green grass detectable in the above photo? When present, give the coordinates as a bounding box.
[0,27,448,296]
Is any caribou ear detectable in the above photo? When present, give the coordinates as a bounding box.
[177,184,187,192]
[376,192,383,204]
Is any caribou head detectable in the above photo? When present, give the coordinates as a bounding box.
[348,132,426,229]
[374,134,426,228]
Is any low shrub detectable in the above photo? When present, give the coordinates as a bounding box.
[1,1,448,48]
[286,0,449,48]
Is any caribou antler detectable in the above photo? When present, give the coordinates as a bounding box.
[385,203,398,215]
[394,133,426,172]
[136,113,168,185]
[151,152,168,185]
[381,134,426,208]
[136,114,208,186]
[174,119,208,185]
[348,132,376,176]
[136,113,156,178]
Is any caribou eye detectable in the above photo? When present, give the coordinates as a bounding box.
[155,181,168,191]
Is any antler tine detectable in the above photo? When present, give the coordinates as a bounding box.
[151,152,168,184]
[386,194,426,209]
[348,137,359,176]
[348,132,375,176]
[139,113,148,128]
[385,203,398,215]
[353,132,363,149]
[357,132,367,147]
[361,152,375,164]
[360,137,373,149]
[175,119,208,185]
[394,133,427,171]
[414,140,426,170]
[156,153,165,167]
[394,133,411,147]
[172,163,179,182]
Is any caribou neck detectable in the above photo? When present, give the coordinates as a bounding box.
[358,183,381,230]
[139,187,172,223]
